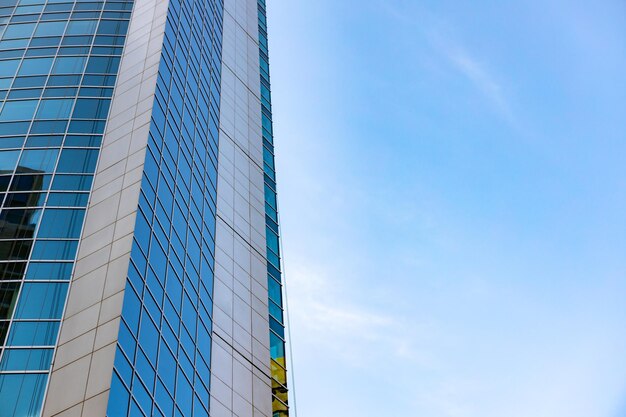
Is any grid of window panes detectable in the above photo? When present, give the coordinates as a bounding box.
[0,0,132,415]
[106,0,222,415]
[257,1,288,415]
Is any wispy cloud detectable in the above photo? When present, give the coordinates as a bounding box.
[286,260,436,369]
[431,35,514,123]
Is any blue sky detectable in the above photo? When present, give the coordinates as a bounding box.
[266,1,626,416]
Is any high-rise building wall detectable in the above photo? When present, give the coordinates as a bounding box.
[0,0,288,414]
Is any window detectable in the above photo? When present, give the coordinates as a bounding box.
[0,374,48,417]
[34,20,66,37]
[13,282,69,319]
[0,348,54,371]
[0,59,20,77]
[6,321,60,346]
[65,20,97,35]
[51,56,86,74]
[30,240,78,260]
[0,150,21,174]
[71,98,110,119]
[2,23,36,39]
[37,209,85,238]
[35,98,74,119]
[56,149,98,173]
[18,148,59,172]
[0,100,38,121]
[18,57,54,75]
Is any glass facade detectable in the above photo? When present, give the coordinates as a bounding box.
[257,1,289,415]
[0,0,132,415]
[106,0,223,416]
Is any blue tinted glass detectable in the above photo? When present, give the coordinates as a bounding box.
[14,282,68,319]
[85,56,120,74]
[3,23,36,39]
[72,98,110,119]
[30,240,78,260]
[0,348,54,370]
[25,262,73,280]
[46,192,89,206]
[51,174,92,191]
[0,100,38,121]
[0,59,20,77]
[37,209,85,238]
[0,150,20,174]
[96,19,127,35]
[35,98,74,119]
[0,373,47,417]
[18,57,53,75]
[107,372,130,417]
[51,56,86,74]
[66,19,97,35]
[6,321,60,346]
[34,20,66,36]
[17,149,59,172]
[56,149,98,173]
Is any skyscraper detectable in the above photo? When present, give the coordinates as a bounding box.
[0,0,289,415]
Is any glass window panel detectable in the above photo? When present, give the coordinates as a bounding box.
[71,98,109,119]
[0,262,27,280]
[0,321,8,345]
[25,261,73,280]
[37,208,84,238]
[25,47,58,57]
[63,134,100,147]
[25,135,63,147]
[65,19,97,35]
[0,348,54,370]
[39,11,69,20]
[56,149,98,173]
[0,240,33,261]
[61,35,92,46]
[17,148,59,172]
[42,86,77,97]
[0,38,29,49]
[18,56,53,75]
[0,100,38,121]
[13,282,68,319]
[2,22,36,39]
[30,240,78,260]
[107,372,130,417]
[96,19,127,35]
[8,88,43,99]
[0,58,19,77]
[0,209,41,238]
[29,119,68,134]
[50,174,92,191]
[85,56,119,74]
[46,192,88,207]
[0,373,47,417]
[10,174,51,191]
[0,149,20,174]
[47,74,81,86]
[34,20,66,37]
[35,98,73,119]
[3,192,46,207]
[6,321,60,345]
[29,36,61,47]
[51,55,86,74]
[12,75,47,88]
[67,119,105,133]
[0,282,20,319]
